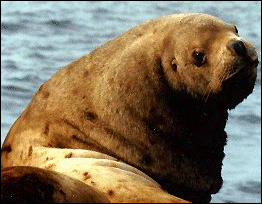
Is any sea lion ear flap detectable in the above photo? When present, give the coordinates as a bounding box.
[171,58,178,71]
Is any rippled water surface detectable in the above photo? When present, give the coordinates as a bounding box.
[1,1,261,203]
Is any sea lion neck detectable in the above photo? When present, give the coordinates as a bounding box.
[141,91,229,152]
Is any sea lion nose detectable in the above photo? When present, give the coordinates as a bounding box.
[228,40,247,57]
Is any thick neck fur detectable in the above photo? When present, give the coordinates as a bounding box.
[92,80,229,202]
[136,91,228,203]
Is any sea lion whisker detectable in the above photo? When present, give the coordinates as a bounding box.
[200,83,212,108]
[224,66,245,81]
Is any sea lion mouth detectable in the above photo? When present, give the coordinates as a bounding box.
[224,56,258,81]
[198,54,258,111]
[224,39,258,81]
[219,55,258,109]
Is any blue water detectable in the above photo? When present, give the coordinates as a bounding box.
[1,1,261,203]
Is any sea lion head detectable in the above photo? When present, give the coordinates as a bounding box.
[108,13,258,201]
[160,13,258,110]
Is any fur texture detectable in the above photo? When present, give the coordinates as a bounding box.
[1,13,258,203]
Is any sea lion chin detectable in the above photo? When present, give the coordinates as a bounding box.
[1,13,258,203]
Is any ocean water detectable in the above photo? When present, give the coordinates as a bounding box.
[1,1,261,203]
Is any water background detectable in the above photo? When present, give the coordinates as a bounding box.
[1,1,261,203]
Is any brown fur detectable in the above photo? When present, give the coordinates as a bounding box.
[1,13,258,203]
[1,166,110,203]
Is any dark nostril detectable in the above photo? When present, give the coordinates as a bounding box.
[231,40,247,56]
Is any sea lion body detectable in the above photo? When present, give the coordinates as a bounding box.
[1,166,110,203]
[1,13,258,203]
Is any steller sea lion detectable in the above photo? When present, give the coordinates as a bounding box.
[1,13,258,203]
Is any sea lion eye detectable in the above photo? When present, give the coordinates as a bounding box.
[193,51,205,67]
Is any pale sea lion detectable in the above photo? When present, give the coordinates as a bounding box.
[1,13,258,203]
